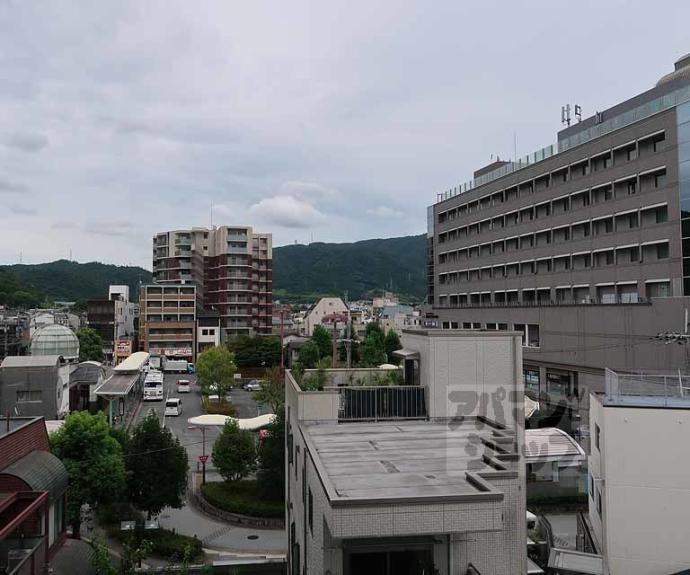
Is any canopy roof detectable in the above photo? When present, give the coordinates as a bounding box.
[187,413,276,430]
[96,373,139,397]
[0,450,68,501]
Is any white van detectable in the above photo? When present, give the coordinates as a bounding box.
[164,398,182,417]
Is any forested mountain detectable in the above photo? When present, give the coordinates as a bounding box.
[0,234,427,304]
[3,260,151,303]
[272,235,426,301]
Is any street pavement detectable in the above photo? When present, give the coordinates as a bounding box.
[132,372,286,555]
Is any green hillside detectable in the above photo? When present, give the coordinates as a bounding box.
[272,234,427,301]
[0,234,427,304]
[4,260,151,302]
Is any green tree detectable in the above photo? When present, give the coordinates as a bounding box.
[126,413,189,518]
[384,330,402,364]
[50,411,126,537]
[77,327,104,362]
[254,366,284,414]
[298,340,320,369]
[360,322,386,366]
[227,335,281,368]
[257,408,286,500]
[311,325,333,360]
[196,346,237,397]
[212,420,256,482]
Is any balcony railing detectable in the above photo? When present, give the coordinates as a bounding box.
[338,386,427,422]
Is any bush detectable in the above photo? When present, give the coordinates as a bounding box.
[201,480,283,518]
[113,528,203,561]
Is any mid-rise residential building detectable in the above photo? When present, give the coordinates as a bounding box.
[138,284,196,362]
[585,369,690,575]
[286,329,527,575]
[151,226,272,338]
[427,55,690,434]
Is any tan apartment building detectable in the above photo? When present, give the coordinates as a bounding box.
[138,284,196,362]
[286,329,527,575]
[151,225,272,338]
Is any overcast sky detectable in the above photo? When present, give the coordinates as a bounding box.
[1,1,689,269]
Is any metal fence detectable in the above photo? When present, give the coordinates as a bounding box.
[605,368,690,404]
[338,386,427,422]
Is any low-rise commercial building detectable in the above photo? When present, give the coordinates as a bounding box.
[87,285,137,363]
[0,416,69,574]
[286,329,527,575]
[586,369,690,575]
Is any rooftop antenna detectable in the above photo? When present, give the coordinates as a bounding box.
[19,250,22,264]
[561,104,571,127]
[210,204,214,229]
[575,104,582,123]
[513,132,517,163]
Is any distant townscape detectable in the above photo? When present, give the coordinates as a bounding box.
[3,46,690,575]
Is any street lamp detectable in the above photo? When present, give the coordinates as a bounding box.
[188,425,208,484]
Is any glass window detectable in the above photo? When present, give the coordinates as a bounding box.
[683,258,690,276]
[678,102,690,125]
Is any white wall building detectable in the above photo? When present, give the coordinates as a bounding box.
[286,329,527,575]
[302,297,348,336]
[588,369,690,575]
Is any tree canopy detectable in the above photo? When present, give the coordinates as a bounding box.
[297,340,320,369]
[227,335,281,368]
[311,325,333,360]
[50,411,126,537]
[212,420,256,482]
[78,327,105,362]
[257,408,285,500]
[253,366,284,414]
[384,330,402,364]
[196,346,237,396]
[361,322,386,366]
[126,413,188,518]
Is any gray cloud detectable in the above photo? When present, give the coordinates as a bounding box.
[51,221,78,230]
[5,132,49,152]
[7,204,38,216]
[0,178,29,194]
[366,205,405,218]
[82,221,136,237]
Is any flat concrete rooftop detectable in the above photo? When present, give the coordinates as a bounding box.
[304,418,518,505]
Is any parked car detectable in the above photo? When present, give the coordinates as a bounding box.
[177,379,191,393]
[164,398,182,417]
[243,380,262,392]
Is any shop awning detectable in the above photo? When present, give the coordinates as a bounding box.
[96,373,139,397]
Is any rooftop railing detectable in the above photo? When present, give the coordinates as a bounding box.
[604,368,690,406]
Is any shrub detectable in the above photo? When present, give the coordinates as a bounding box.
[114,529,203,561]
[201,480,283,518]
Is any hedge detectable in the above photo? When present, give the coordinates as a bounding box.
[201,480,284,518]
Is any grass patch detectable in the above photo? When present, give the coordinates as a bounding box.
[201,480,283,518]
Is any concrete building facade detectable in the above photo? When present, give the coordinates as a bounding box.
[302,297,348,336]
[138,284,196,362]
[427,55,690,434]
[285,329,527,575]
[587,369,690,574]
[151,225,272,338]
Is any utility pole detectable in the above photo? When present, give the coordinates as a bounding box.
[332,319,337,368]
[345,291,351,369]
[279,306,286,377]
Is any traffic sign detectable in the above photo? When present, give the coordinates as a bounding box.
[198,455,209,464]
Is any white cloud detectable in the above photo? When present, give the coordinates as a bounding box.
[7,204,38,216]
[366,205,405,218]
[249,195,326,229]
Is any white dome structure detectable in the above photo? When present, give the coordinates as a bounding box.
[30,323,79,360]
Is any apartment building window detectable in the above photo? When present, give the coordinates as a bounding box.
[646,280,671,298]
[462,322,472,329]
[627,180,637,195]
[497,323,508,330]
[657,243,669,259]
[486,323,497,330]
[656,206,668,223]
[595,423,601,450]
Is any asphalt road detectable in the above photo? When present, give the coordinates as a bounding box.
[133,372,286,555]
